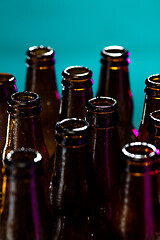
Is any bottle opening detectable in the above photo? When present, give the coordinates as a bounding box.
[122,142,157,160]
[102,46,128,58]
[86,96,118,113]
[11,91,40,106]
[56,118,89,135]
[62,66,93,80]
[147,74,160,86]
[27,46,54,58]
[0,73,16,85]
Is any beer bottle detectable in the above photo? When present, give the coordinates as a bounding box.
[50,118,98,240]
[0,148,52,240]
[25,45,60,159]
[97,46,137,146]
[2,91,50,191]
[138,74,160,141]
[59,66,93,120]
[86,96,122,238]
[111,142,160,240]
[0,73,17,151]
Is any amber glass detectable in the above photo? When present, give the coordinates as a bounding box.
[2,91,50,190]
[138,74,160,142]
[0,148,51,240]
[111,142,160,240]
[59,66,93,120]
[0,73,17,151]
[86,96,122,238]
[97,46,136,146]
[50,118,98,240]
[25,45,60,159]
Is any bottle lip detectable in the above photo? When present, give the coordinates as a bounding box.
[9,91,41,107]
[27,45,54,58]
[86,96,118,113]
[149,110,160,125]
[5,148,43,177]
[8,91,42,116]
[56,118,90,136]
[0,73,16,86]
[145,74,160,89]
[62,66,93,81]
[101,45,129,59]
[122,142,159,162]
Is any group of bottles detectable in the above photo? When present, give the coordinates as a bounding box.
[0,44,160,240]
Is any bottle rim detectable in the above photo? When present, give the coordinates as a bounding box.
[27,45,54,58]
[4,148,43,178]
[62,66,93,81]
[145,74,160,88]
[122,142,159,162]
[56,118,90,136]
[0,73,16,86]
[86,96,118,113]
[101,45,129,60]
[8,91,42,116]
[9,91,41,107]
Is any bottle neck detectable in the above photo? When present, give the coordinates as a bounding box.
[59,85,93,120]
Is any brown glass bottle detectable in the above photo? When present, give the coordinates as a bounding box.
[111,142,160,240]
[59,66,93,120]
[97,46,137,146]
[25,45,60,159]
[50,118,98,240]
[86,96,122,238]
[2,91,50,190]
[138,74,160,142]
[0,73,17,151]
[0,148,52,240]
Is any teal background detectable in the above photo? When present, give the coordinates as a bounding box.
[0,0,160,130]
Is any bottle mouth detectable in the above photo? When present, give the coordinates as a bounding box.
[55,118,90,146]
[62,66,93,81]
[0,73,16,86]
[122,142,158,161]
[149,110,160,124]
[86,97,119,128]
[26,45,55,66]
[5,148,43,178]
[27,45,54,58]
[145,74,160,89]
[101,46,129,58]
[8,91,42,116]
[10,91,41,106]
[86,96,118,113]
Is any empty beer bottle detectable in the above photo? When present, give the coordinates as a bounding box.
[2,91,50,192]
[138,74,160,142]
[86,96,122,238]
[25,45,60,159]
[50,118,98,240]
[0,73,17,151]
[111,142,160,240]
[0,148,52,240]
[97,46,137,146]
[59,66,93,120]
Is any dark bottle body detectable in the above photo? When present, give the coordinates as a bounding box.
[59,66,93,120]
[110,142,160,240]
[0,149,52,240]
[0,73,17,151]
[97,46,136,146]
[0,73,17,209]
[25,46,60,159]
[86,96,122,238]
[138,74,160,142]
[2,91,50,192]
[50,118,98,240]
